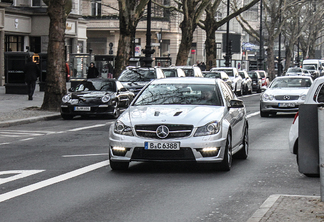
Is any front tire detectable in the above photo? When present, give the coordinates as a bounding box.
[235,126,248,159]
[110,160,129,170]
[260,110,269,117]
[219,133,232,171]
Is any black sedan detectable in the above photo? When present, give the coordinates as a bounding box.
[60,78,134,120]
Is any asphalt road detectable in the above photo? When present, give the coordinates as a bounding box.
[0,93,320,222]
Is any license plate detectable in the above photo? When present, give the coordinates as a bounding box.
[278,103,295,107]
[144,142,180,150]
[74,106,91,111]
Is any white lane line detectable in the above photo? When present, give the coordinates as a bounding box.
[247,111,260,119]
[0,170,45,185]
[68,124,106,132]
[20,138,35,141]
[0,160,109,203]
[62,153,109,158]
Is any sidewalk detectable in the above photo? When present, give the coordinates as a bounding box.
[0,84,61,127]
[0,84,323,221]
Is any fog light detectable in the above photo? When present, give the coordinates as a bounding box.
[198,147,220,157]
[112,147,127,156]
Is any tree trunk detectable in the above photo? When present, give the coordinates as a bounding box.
[41,0,71,111]
[204,13,217,70]
[267,34,276,81]
[176,19,195,65]
[114,0,149,78]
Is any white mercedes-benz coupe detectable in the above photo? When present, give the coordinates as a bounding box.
[108,77,249,171]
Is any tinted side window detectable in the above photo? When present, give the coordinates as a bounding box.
[315,83,324,103]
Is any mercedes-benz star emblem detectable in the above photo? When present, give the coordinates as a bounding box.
[283,95,290,100]
[156,125,169,139]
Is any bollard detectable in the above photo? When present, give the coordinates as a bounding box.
[319,106,324,201]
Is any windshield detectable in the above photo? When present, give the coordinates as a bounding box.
[75,81,116,92]
[287,68,302,73]
[214,69,234,77]
[239,72,245,78]
[134,83,222,106]
[163,69,177,77]
[303,65,316,70]
[204,72,221,79]
[248,72,257,78]
[182,69,194,77]
[118,69,156,82]
[270,78,312,88]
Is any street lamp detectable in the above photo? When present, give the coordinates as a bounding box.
[224,0,231,67]
[141,0,155,67]
[258,0,264,70]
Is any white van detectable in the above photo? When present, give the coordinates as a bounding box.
[302,59,322,79]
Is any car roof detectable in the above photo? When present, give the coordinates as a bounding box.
[274,76,312,79]
[150,77,219,85]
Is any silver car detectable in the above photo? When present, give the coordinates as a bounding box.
[260,76,313,117]
[108,77,249,171]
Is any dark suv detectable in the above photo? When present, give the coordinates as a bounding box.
[118,67,165,95]
[248,71,262,93]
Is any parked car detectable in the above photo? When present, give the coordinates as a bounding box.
[161,67,186,78]
[60,78,134,120]
[285,67,311,76]
[248,71,262,93]
[303,64,319,79]
[108,77,249,171]
[118,67,165,95]
[211,67,243,96]
[254,70,270,90]
[238,70,253,95]
[202,70,233,90]
[260,76,313,117]
[288,76,324,168]
[173,65,204,77]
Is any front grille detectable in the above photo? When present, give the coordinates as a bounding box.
[131,147,195,161]
[275,95,299,100]
[135,124,193,139]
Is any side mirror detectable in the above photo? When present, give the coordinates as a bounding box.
[119,88,127,92]
[68,87,75,92]
[229,99,244,108]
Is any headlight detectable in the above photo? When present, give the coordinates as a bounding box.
[300,93,307,100]
[262,93,274,101]
[194,121,220,137]
[114,121,133,136]
[101,95,111,103]
[62,94,71,103]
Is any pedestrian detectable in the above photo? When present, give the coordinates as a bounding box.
[24,56,40,100]
[87,62,99,78]
[200,62,206,71]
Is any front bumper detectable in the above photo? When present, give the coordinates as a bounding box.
[260,100,304,112]
[108,125,227,163]
[61,104,115,116]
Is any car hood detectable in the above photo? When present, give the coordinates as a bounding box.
[71,91,113,98]
[121,81,149,89]
[120,105,225,127]
[264,88,309,95]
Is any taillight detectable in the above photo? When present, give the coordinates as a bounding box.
[292,112,299,124]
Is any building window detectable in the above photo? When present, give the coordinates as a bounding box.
[5,35,24,52]
[152,0,170,19]
[71,0,80,14]
[91,0,101,17]
[30,37,41,53]
[32,0,41,6]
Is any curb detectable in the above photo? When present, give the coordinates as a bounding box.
[0,114,61,128]
[246,194,321,222]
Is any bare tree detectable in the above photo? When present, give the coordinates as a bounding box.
[298,1,324,60]
[200,0,259,71]
[114,0,149,78]
[41,0,72,111]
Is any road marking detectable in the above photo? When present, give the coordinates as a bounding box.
[0,160,109,203]
[247,111,260,119]
[0,170,45,185]
[62,153,109,157]
[68,124,106,132]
